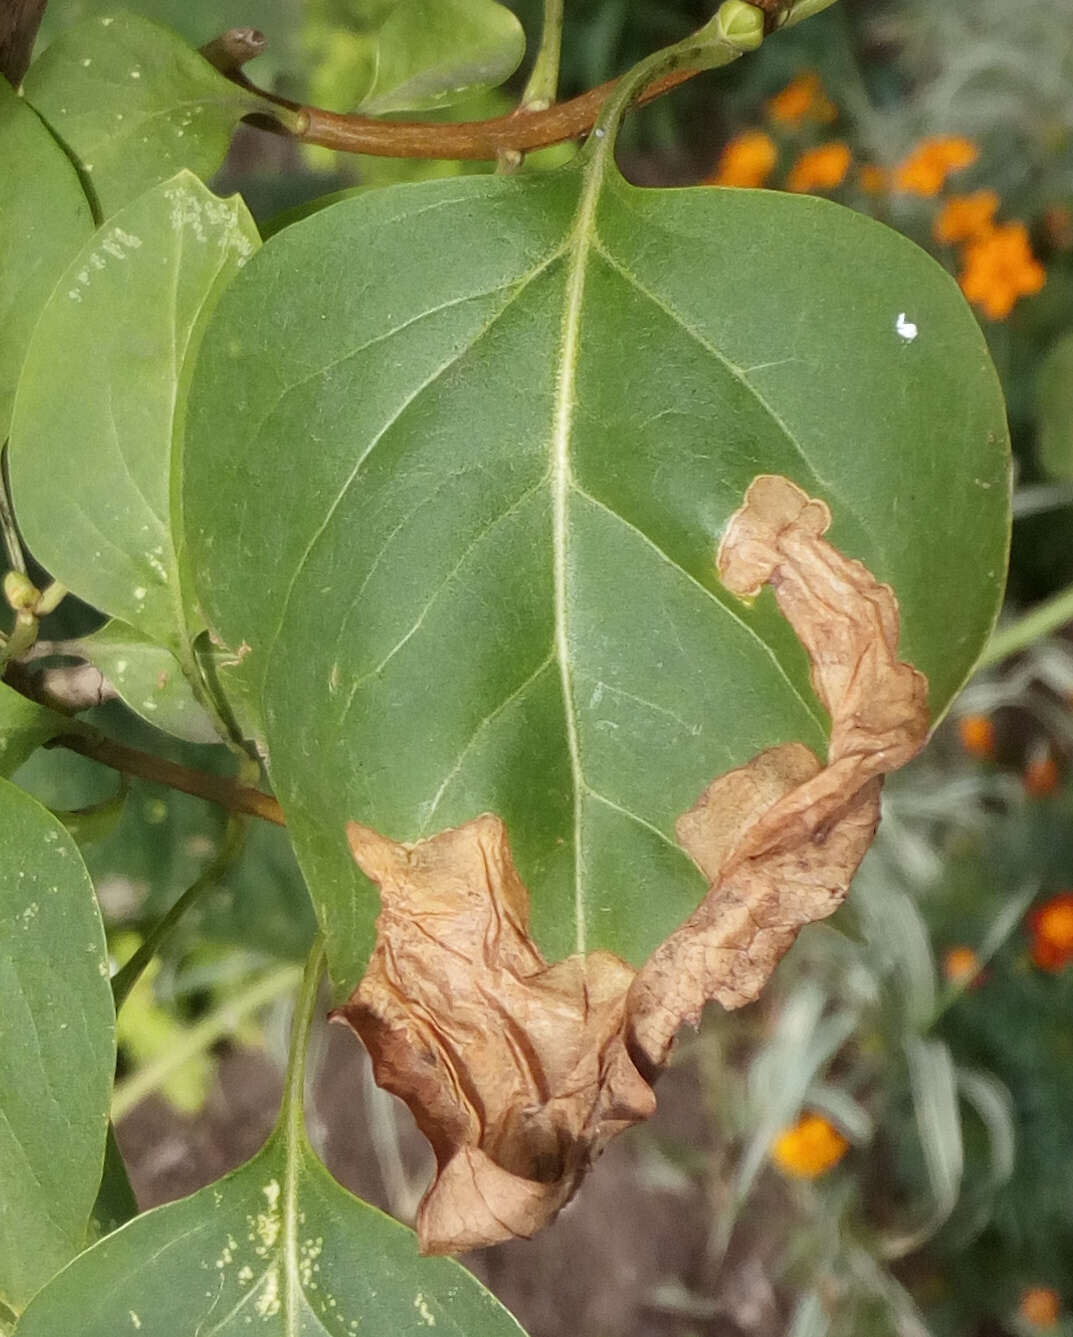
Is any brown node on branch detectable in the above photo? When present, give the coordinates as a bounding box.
[331,474,930,1253]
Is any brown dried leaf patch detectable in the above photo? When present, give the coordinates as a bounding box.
[331,474,930,1252]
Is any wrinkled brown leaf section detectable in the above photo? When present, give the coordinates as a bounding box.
[331,474,930,1253]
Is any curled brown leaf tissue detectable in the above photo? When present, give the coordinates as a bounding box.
[331,474,930,1253]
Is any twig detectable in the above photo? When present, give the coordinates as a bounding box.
[242,65,701,160]
[49,730,285,826]
[111,818,248,1008]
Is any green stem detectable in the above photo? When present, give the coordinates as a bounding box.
[521,0,565,110]
[111,818,248,1009]
[978,584,1073,668]
[279,936,327,1127]
[0,462,25,574]
[110,963,301,1121]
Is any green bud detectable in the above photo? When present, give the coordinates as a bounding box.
[714,0,765,50]
[3,569,39,611]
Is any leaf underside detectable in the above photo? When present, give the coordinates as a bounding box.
[184,159,1010,991]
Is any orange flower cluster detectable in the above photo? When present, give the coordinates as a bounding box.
[771,1113,849,1179]
[943,945,983,987]
[765,72,837,126]
[934,189,999,243]
[959,221,1047,320]
[786,142,852,194]
[958,713,996,760]
[1019,1286,1062,1328]
[709,129,778,188]
[894,136,978,196]
[1023,749,1061,797]
[1028,892,1073,971]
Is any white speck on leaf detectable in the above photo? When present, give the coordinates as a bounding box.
[129,1313,141,1330]
[895,312,918,341]
[414,1294,436,1327]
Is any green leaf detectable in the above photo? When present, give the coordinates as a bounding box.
[183,152,1010,992]
[15,1085,527,1336]
[359,0,525,114]
[77,620,219,743]
[10,171,259,660]
[21,10,272,220]
[0,777,115,1314]
[1036,331,1073,481]
[0,81,94,441]
[0,681,71,778]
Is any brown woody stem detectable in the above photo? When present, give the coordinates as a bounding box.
[49,730,285,826]
[241,66,701,160]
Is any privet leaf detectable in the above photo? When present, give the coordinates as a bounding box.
[359,0,525,114]
[21,10,272,219]
[183,150,1009,990]
[0,81,94,440]
[10,171,258,661]
[331,477,930,1252]
[0,777,115,1314]
[0,682,71,778]
[14,1092,527,1336]
[76,620,219,743]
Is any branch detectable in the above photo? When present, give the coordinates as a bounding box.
[239,65,702,160]
[49,730,285,826]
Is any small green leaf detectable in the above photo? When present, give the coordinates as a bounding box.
[0,777,115,1314]
[10,171,259,658]
[0,81,94,440]
[22,10,273,219]
[77,620,219,744]
[1036,331,1073,481]
[15,1089,527,1336]
[184,154,1009,993]
[359,0,525,113]
[0,681,71,778]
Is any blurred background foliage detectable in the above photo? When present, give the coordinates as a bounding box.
[15,1,1073,1334]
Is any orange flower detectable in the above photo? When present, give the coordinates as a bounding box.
[709,130,778,188]
[1019,1287,1062,1328]
[959,222,1047,319]
[894,136,979,196]
[859,163,889,195]
[771,1113,849,1179]
[1024,752,1060,797]
[1029,892,1073,971]
[766,72,837,126]
[786,142,852,194]
[944,945,983,987]
[958,713,996,760]
[934,190,1000,243]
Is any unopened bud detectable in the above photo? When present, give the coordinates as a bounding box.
[714,0,766,50]
[3,569,38,611]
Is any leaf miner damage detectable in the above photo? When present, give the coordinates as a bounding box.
[330,474,930,1253]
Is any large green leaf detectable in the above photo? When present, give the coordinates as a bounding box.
[10,171,258,662]
[184,147,1010,990]
[0,777,115,1314]
[359,0,525,114]
[21,10,272,220]
[0,82,94,441]
[14,1065,526,1336]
